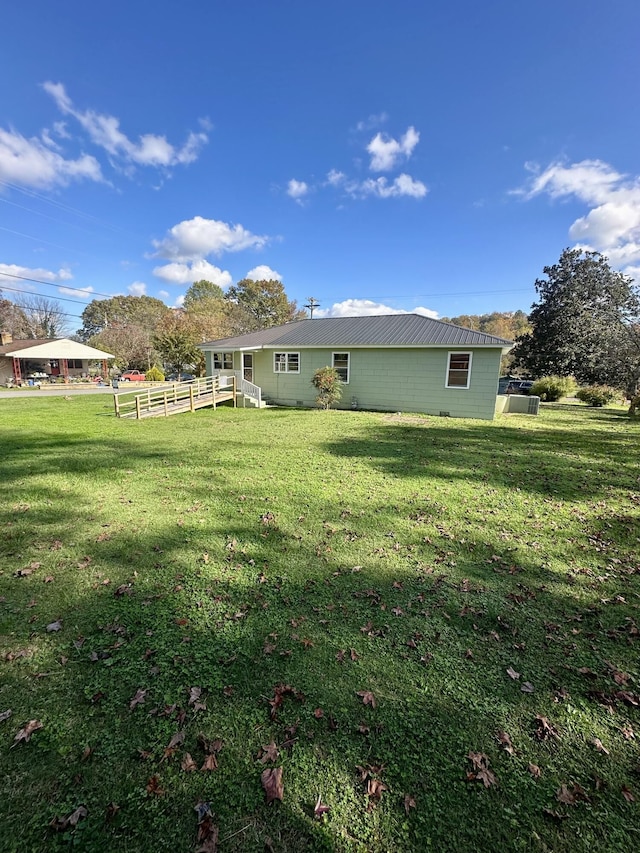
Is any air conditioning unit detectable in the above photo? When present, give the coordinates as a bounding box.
[527,396,540,415]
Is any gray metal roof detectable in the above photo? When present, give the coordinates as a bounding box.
[199,315,513,349]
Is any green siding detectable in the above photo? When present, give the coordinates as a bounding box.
[248,347,501,420]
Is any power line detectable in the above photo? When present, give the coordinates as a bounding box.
[0,270,114,300]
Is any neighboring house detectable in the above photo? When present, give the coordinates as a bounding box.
[199,315,512,420]
[0,334,115,385]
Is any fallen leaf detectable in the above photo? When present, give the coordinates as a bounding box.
[46,620,62,632]
[356,690,377,708]
[520,681,534,693]
[181,752,197,772]
[13,719,43,744]
[261,766,284,804]
[506,666,520,680]
[49,805,87,831]
[528,763,541,779]
[145,776,164,796]
[367,777,388,807]
[259,740,279,763]
[195,801,218,853]
[0,709,12,723]
[105,802,120,822]
[590,737,610,755]
[201,754,218,771]
[129,688,148,710]
[496,730,515,755]
[314,794,330,819]
[535,715,560,741]
[404,794,416,815]
[622,785,635,803]
[188,686,202,706]
[466,752,497,788]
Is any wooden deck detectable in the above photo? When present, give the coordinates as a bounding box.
[114,375,237,419]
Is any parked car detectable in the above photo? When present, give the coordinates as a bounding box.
[120,370,146,382]
[505,380,534,395]
[165,373,194,382]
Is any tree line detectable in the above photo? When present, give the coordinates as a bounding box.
[78,278,305,374]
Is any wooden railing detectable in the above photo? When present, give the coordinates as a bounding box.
[114,375,237,419]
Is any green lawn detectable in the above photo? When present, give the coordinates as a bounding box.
[0,398,639,852]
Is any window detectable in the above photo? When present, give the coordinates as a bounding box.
[446,352,472,388]
[332,352,350,383]
[273,352,300,373]
[213,352,234,370]
[69,359,83,369]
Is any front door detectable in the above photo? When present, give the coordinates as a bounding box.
[243,353,253,383]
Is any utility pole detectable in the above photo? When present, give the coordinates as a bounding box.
[304,297,320,319]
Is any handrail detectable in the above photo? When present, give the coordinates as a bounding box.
[114,375,237,419]
[212,370,262,406]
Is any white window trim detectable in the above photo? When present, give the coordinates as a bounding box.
[273,351,300,374]
[332,351,350,384]
[213,351,234,370]
[445,351,472,389]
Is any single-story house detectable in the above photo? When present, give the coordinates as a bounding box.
[199,315,513,420]
[0,333,115,385]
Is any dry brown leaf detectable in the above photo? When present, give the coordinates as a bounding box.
[13,719,43,744]
[356,690,377,708]
[259,740,279,763]
[261,766,284,804]
[0,709,12,723]
[46,620,62,632]
[590,737,610,755]
[404,793,416,815]
[181,752,197,772]
[129,688,148,710]
[621,785,635,803]
[528,763,541,779]
[49,805,87,831]
[506,666,520,680]
[201,754,218,771]
[145,775,164,796]
[314,794,330,819]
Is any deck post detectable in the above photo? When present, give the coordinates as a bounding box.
[135,396,141,420]
[164,392,168,417]
[189,385,195,412]
[114,394,120,417]
[232,375,237,407]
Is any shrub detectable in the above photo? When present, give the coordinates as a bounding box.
[145,366,165,382]
[311,366,342,410]
[530,375,576,402]
[576,385,620,407]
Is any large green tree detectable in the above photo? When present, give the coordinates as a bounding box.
[513,249,640,395]
[225,279,306,331]
[77,295,170,341]
[152,313,203,376]
[183,280,224,310]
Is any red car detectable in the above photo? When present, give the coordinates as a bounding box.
[120,370,146,382]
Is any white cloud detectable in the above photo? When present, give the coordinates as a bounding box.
[367,126,420,172]
[348,173,428,199]
[42,81,208,169]
[128,281,147,296]
[316,298,438,319]
[175,294,185,308]
[0,263,73,288]
[158,289,170,299]
[0,127,103,190]
[153,216,269,261]
[58,285,93,297]
[355,112,389,132]
[519,159,640,271]
[153,258,232,287]
[245,264,282,281]
[326,169,346,186]
[287,179,309,199]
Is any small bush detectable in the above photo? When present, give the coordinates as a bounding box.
[576,385,620,407]
[530,375,576,402]
[311,366,342,410]
[145,366,165,382]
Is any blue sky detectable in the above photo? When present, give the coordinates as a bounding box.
[1,0,639,332]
